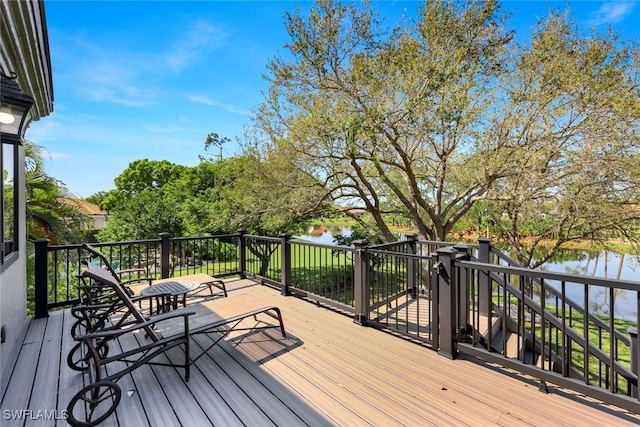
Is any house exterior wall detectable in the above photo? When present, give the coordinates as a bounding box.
[0,0,52,391]
[92,214,109,230]
[0,148,28,384]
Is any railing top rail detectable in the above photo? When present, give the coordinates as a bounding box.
[170,234,239,242]
[458,259,640,291]
[367,248,435,261]
[368,241,412,250]
[417,240,474,248]
[244,234,282,243]
[489,245,522,266]
[45,239,162,251]
[290,238,354,252]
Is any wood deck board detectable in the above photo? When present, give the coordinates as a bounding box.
[109,331,153,427]
[24,312,64,427]
[249,290,507,426]
[56,310,86,427]
[193,336,309,426]
[1,317,47,423]
[215,331,335,427]
[2,278,639,427]
[239,328,451,426]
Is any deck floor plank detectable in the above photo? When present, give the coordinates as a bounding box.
[128,333,215,426]
[216,331,336,427]
[1,315,47,426]
[109,329,152,427]
[247,290,482,426]
[192,334,306,426]
[3,278,640,427]
[124,357,180,427]
[24,311,64,427]
[278,296,590,426]
[56,309,89,427]
[187,337,280,427]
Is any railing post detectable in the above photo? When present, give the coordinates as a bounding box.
[454,243,472,340]
[237,229,247,279]
[630,327,638,398]
[353,239,369,325]
[431,253,440,348]
[405,234,417,298]
[436,246,458,359]
[33,238,50,319]
[159,232,171,279]
[478,237,491,316]
[280,233,291,296]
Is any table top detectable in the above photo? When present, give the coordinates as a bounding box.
[139,280,200,297]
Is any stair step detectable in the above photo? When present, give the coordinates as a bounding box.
[476,313,501,339]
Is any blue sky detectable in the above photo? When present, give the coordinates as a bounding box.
[26,0,640,198]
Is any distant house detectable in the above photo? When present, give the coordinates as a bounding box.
[1,0,53,390]
[63,198,109,230]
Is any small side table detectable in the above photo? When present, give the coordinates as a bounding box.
[140,280,199,311]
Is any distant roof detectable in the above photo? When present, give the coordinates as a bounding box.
[62,199,106,215]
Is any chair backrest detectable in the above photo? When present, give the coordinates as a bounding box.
[81,243,122,282]
[81,261,160,341]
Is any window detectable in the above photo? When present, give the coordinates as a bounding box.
[1,141,19,264]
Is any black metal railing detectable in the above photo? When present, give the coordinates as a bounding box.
[288,238,355,311]
[442,240,640,413]
[243,234,282,285]
[34,233,243,313]
[31,232,640,412]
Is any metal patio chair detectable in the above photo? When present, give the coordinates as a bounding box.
[66,261,286,427]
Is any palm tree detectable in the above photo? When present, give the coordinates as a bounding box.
[24,141,90,243]
[23,141,91,314]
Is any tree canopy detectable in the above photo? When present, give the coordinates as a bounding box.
[96,151,327,241]
[252,0,640,266]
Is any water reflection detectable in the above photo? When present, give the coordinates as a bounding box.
[539,251,639,321]
[295,225,352,245]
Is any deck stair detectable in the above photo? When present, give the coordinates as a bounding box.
[474,310,544,369]
[466,250,637,392]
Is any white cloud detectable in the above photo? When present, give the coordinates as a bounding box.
[588,1,636,26]
[188,95,216,105]
[47,151,71,160]
[53,18,228,107]
[164,21,228,73]
[187,94,248,115]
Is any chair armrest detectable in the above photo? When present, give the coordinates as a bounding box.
[120,277,154,287]
[75,310,196,341]
[116,267,146,277]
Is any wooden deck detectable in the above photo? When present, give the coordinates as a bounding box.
[2,279,639,426]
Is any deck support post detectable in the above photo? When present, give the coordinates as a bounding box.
[353,240,369,325]
[33,238,50,319]
[237,229,247,279]
[436,246,458,359]
[280,233,292,296]
[477,238,491,316]
[159,232,171,279]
